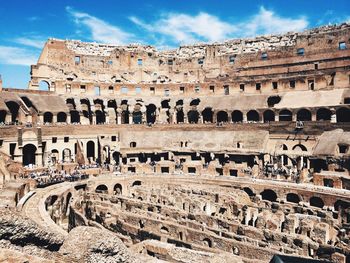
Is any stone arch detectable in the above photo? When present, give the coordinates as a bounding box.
[160,226,169,233]
[187,110,199,123]
[243,187,255,197]
[57,112,67,123]
[279,109,292,121]
[22,144,37,166]
[132,111,142,124]
[202,108,213,123]
[247,110,259,122]
[87,141,95,159]
[292,144,307,152]
[95,110,105,124]
[190,98,200,106]
[310,196,324,208]
[336,107,350,122]
[232,110,243,122]
[70,110,80,123]
[146,104,157,124]
[95,184,108,193]
[43,112,53,123]
[132,180,142,187]
[51,149,59,164]
[39,80,50,91]
[114,183,122,195]
[263,110,275,122]
[316,108,332,121]
[216,111,228,123]
[203,238,212,248]
[62,148,72,163]
[286,193,301,204]
[0,110,6,123]
[176,109,184,123]
[5,101,20,123]
[297,108,311,121]
[261,189,277,202]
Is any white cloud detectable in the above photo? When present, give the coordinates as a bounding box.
[130,12,237,45]
[130,7,309,45]
[0,46,38,66]
[66,6,134,45]
[244,7,308,36]
[13,37,46,49]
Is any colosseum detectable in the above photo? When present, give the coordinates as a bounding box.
[0,22,350,263]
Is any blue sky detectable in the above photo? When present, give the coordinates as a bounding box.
[0,0,349,88]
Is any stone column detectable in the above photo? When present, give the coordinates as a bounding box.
[243,112,247,123]
[129,112,133,124]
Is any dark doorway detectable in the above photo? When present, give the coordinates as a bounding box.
[23,144,37,166]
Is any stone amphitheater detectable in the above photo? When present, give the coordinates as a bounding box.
[0,23,350,263]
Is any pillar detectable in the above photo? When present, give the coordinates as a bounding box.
[129,112,133,124]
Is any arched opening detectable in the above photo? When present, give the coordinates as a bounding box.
[66,98,76,108]
[267,96,281,107]
[43,112,53,123]
[261,189,277,202]
[190,98,200,106]
[247,110,259,122]
[279,109,292,121]
[112,151,120,165]
[132,180,142,187]
[203,238,212,248]
[5,101,19,123]
[336,107,350,122]
[130,141,137,148]
[70,110,80,123]
[232,110,243,122]
[316,108,332,121]
[0,110,6,123]
[114,184,122,195]
[107,99,117,109]
[176,110,184,123]
[243,187,255,197]
[146,104,156,124]
[95,110,105,124]
[39,80,50,91]
[310,196,324,208]
[80,99,92,122]
[202,108,213,123]
[87,141,95,159]
[217,111,228,123]
[95,184,108,193]
[133,111,142,124]
[160,226,169,233]
[263,110,275,122]
[51,149,59,164]
[121,110,129,124]
[62,148,71,162]
[286,193,300,204]
[292,144,307,152]
[57,112,67,123]
[188,110,199,123]
[297,109,311,121]
[22,144,37,166]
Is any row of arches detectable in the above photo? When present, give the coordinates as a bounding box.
[245,188,326,208]
[3,106,349,125]
[95,180,142,194]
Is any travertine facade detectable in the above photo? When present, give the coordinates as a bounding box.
[0,23,350,262]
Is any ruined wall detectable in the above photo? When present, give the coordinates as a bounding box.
[29,24,350,96]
